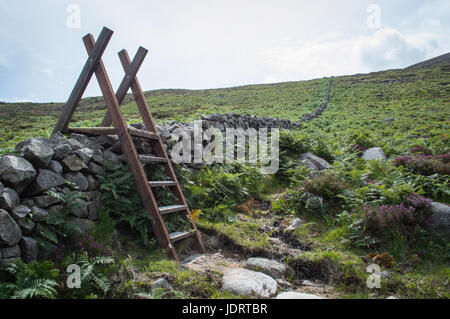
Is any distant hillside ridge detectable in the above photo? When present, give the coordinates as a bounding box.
[406,52,450,69]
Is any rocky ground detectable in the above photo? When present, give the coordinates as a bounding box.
[181,248,339,299]
[177,207,343,299]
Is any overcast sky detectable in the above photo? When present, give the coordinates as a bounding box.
[1,0,449,102]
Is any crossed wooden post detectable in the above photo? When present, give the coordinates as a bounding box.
[54,27,148,133]
[53,27,206,261]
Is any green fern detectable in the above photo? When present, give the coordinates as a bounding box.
[0,261,59,299]
[62,252,115,297]
[98,162,155,244]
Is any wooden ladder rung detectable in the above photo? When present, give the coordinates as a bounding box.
[67,127,117,135]
[128,126,159,140]
[67,126,159,140]
[159,205,187,215]
[169,230,196,243]
[139,154,168,163]
[149,181,177,187]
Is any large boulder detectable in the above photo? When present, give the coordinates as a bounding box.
[244,257,294,279]
[91,135,117,148]
[64,172,89,191]
[11,205,35,235]
[86,162,106,177]
[61,155,87,172]
[87,202,99,221]
[0,187,19,210]
[222,268,278,298]
[66,139,84,151]
[299,153,330,171]
[20,237,38,263]
[91,149,104,165]
[0,155,36,194]
[48,160,63,175]
[0,209,22,246]
[0,245,21,259]
[69,133,90,146]
[34,194,62,208]
[16,138,54,169]
[108,140,123,155]
[50,132,68,144]
[276,292,324,299]
[26,169,65,196]
[11,205,31,220]
[68,198,89,218]
[429,202,450,240]
[53,143,72,160]
[68,217,95,235]
[31,207,49,223]
[362,147,386,161]
[103,150,122,165]
[86,175,98,191]
[75,148,94,164]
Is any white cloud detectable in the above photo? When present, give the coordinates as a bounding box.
[0,94,38,103]
[259,27,445,83]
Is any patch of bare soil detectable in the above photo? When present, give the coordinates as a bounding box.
[182,252,244,275]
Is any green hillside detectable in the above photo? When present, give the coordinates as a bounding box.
[1,63,448,157]
[0,62,449,299]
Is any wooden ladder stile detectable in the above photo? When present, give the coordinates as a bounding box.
[53,27,205,262]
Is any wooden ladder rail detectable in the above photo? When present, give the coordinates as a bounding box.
[83,33,181,261]
[53,28,113,135]
[117,49,206,254]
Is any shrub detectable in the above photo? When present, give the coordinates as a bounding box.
[191,167,249,206]
[393,154,450,176]
[181,163,272,223]
[348,130,375,149]
[303,172,349,201]
[279,130,311,155]
[362,193,433,244]
[90,210,117,246]
[410,145,433,155]
[201,204,237,223]
[311,137,334,163]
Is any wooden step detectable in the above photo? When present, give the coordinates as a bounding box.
[139,155,168,163]
[169,230,196,243]
[149,181,177,187]
[159,205,187,215]
[66,126,159,140]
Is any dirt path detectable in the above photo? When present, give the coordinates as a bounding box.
[181,226,340,299]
